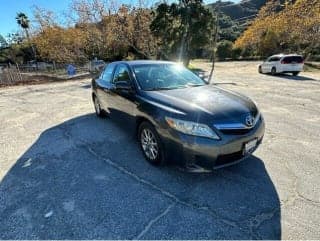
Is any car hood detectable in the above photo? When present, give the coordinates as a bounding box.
[141,85,258,124]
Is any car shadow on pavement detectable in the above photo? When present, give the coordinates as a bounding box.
[0,114,281,239]
[275,73,318,81]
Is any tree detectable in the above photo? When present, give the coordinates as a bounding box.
[31,2,158,63]
[217,13,242,42]
[216,40,233,60]
[16,12,36,60]
[101,5,157,59]
[33,26,87,63]
[258,29,280,56]
[231,46,242,59]
[32,6,58,30]
[68,1,157,60]
[16,13,31,40]
[151,0,214,66]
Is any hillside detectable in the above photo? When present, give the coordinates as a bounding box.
[207,0,267,20]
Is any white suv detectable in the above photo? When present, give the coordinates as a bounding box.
[258,54,304,76]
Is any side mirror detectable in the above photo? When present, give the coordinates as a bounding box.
[115,81,132,91]
[203,77,210,84]
[193,70,209,83]
[198,73,210,84]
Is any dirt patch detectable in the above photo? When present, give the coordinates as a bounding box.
[0,72,93,88]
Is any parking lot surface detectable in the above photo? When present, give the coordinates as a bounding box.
[0,61,319,239]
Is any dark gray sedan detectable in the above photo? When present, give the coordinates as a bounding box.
[91,60,265,169]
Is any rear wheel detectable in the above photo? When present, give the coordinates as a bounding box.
[271,67,277,75]
[292,71,299,76]
[93,95,105,118]
[138,121,164,165]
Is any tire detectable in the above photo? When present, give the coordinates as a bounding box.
[292,72,299,76]
[271,67,276,75]
[138,121,164,165]
[258,66,262,74]
[93,95,105,118]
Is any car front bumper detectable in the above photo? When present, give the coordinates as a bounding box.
[158,117,265,169]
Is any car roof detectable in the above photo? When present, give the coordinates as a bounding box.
[269,54,302,58]
[110,60,176,66]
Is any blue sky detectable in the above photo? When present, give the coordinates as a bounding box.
[0,0,70,37]
[0,0,239,39]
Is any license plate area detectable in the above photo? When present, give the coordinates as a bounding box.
[244,138,258,154]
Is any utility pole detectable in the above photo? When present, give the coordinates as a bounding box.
[208,8,219,84]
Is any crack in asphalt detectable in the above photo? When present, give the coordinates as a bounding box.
[261,145,320,208]
[247,207,280,239]
[218,170,282,239]
[283,162,320,208]
[133,203,176,240]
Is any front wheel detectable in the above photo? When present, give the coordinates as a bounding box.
[271,67,277,75]
[258,66,262,74]
[93,95,105,118]
[138,122,164,165]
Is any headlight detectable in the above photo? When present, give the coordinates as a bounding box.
[165,117,220,140]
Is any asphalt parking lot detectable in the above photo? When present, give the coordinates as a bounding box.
[0,61,319,239]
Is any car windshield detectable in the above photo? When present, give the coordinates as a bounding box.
[132,64,206,91]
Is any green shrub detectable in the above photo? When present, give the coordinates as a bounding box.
[216,40,233,60]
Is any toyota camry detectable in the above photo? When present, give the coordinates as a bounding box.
[91,60,265,169]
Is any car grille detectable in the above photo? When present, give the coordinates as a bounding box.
[219,129,251,135]
[217,115,261,135]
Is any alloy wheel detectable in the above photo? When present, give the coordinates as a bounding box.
[94,98,100,114]
[140,128,159,160]
[94,96,103,117]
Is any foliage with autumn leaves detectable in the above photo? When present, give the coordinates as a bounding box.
[32,4,158,64]
[31,0,214,65]
[234,0,320,58]
[2,0,320,64]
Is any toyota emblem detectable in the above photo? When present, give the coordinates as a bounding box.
[245,115,254,127]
